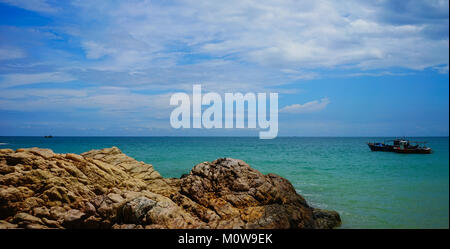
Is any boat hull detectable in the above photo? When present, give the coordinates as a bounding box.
[367,143,432,154]
[367,143,395,152]
[393,148,432,154]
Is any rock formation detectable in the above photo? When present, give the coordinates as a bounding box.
[0,147,341,229]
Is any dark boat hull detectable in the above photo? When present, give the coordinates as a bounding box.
[393,148,432,154]
[368,143,432,154]
[367,143,395,152]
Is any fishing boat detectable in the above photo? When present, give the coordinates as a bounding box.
[44,135,53,138]
[367,138,432,154]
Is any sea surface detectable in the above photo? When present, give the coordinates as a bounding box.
[0,136,448,229]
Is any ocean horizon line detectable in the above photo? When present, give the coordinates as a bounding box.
[1,135,448,138]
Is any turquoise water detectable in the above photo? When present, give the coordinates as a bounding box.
[0,136,448,229]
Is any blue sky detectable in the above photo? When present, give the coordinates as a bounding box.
[0,0,448,136]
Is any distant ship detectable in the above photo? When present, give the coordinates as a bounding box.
[44,135,53,138]
[367,138,432,154]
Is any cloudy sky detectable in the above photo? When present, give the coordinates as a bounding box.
[0,0,448,136]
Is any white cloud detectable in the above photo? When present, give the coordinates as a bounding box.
[280,98,330,114]
[64,0,448,83]
[0,72,75,88]
[280,69,319,80]
[2,0,447,94]
[433,64,449,74]
[0,0,447,136]
[0,0,58,14]
[343,71,412,77]
[0,85,174,119]
[0,88,87,99]
[81,41,116,59]
[0,47,25,60]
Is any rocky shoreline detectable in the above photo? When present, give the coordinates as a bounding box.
[0,147,341,229]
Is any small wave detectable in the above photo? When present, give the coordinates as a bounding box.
[296,189,316,198]
[309,201,328,209]
[0,143,8,145]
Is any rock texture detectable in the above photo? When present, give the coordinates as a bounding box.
[0,147,341,229]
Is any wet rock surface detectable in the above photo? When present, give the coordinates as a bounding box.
[0,147,341,229]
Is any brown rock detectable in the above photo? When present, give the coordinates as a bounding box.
[313,208,342,229]
[65,153,84,162]
[83,215,102,229]
[107,193,124,204]
[33,207,50,218]
[177,158,333,228]
[12,212,43,227]
[42,217,62,228]
[83,202,96,216]
[49,206,67,221]
[118,196,156,224]
[62,209,85,228]
[0,220,18,229]
[27,148,55,159]
[0,147,340,229]
[26,223,49,229]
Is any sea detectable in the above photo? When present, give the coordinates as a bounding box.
[0,136,448,229]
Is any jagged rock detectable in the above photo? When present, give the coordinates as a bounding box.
[42,217,63,228]
[0,147,341,229]
[313,209,342,229]
[33,207,50,218]
[0,220,18,229]
[177,158,339,228]
[12,212,43,227]
[111,223,143,229]
[83,215,102,229]
[119,196,156,224]
[49,206,67,221]
[83,202,96,216]
[62,209,85,228]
